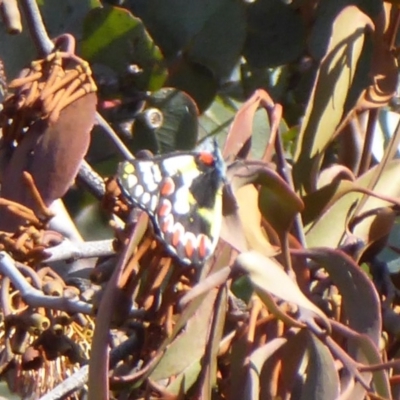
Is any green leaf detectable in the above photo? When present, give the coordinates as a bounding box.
[131,88,198,153]
[150,288,218,382]
[167,58,218,112]
[300,331,339,400]
[0,0,100,79]
[243,0,305,68]
[81,5,166,91]
[186,0,246,79]
[244,338,287,398]
[235,251,330,328]
[305,160,400,250]
[293,6,374,193]
[296,248,381,345]
[129,0,246,79]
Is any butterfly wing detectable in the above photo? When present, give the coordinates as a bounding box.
[117,149,225,265]
[154,153,224,265]
[117,159,163,215]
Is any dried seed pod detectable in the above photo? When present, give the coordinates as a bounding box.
[42,280,64,296]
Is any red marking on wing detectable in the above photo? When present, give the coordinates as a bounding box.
[184,233,196,258]
[198,151,214,166]
[160,177,175,196]
[198,234,210,259]
[161,214,173,233]
[158,199,172,217]
[172,223,184,247]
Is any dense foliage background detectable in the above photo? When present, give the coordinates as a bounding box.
[0,0,399,399]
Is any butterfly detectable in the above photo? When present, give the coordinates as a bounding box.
[116,141,226,266]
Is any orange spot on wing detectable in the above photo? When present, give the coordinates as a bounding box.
[160,177,175,196]
[172,223,184,247]
[158,199,172,217]
[185,234,196,258]
[161,214,173,233]
[198,234,210,259]
[198,151,214,166]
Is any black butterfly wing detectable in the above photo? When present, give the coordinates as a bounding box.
[117,150,224,265]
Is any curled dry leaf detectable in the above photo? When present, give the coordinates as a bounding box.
[220,183,248,254]
[299,330,340,400]
[356,6,397,111]
[0,93,97,231]
[28,92,97,204]
[358,41,397,110]
[250,329,340,400]
[222,89,276,159]
[228,161,304,238]
[351,332,392,399]
[317,163,356,188]
[351,206,396,259]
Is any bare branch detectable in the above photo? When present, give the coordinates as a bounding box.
[0,252,92,314]
[44,239,115,263]
[18,0,53,56]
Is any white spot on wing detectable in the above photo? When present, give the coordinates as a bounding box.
[149,195,158,212]
[138,161,153,174]
[127,174,137,189]
[144,179,158,193]
[173,186,191,215]
[133,184,144,197]
[151,164,162,183]
[162,155,191,173]
[142,192,151,205]
[137,161,158,192]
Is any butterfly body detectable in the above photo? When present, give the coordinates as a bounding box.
[117,143,225,265]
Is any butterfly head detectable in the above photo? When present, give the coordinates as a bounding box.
[195,139,226,181]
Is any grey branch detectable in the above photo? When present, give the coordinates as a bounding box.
[0,252,92,314]
[44,239,115,263]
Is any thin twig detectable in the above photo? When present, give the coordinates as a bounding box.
[96,112,135,160]
[88,213,148,400]
[77,160,106,200]
[44,239,115,263]
[18,0,54,56]
[39,365,89,400]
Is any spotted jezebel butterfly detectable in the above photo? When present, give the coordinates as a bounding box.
[117,141,225,265]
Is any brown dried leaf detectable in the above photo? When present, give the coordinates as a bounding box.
[29,92,97,204]
[222,89,275,159]
[356,6,397,110]
[0,93,97,231]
